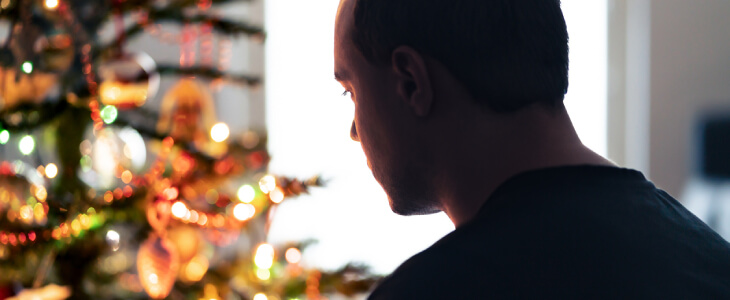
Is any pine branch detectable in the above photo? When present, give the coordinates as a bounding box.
[157,65,261,87]
[95,10,265,60]
[115,0,252,14]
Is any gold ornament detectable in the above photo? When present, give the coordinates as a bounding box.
[79,126,147,190]
[157,79,226,157]
[137,234,179,299]
[0,67,59,111]
[98,53,159,108]
[167,225,201,263]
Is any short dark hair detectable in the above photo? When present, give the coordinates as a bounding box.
[352,0,569,112]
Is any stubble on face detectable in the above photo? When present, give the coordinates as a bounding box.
[335,0,441,216]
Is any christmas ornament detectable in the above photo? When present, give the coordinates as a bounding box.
[157,78,226,157]
[137,234,179,299]
[98,53,160,108]
[179,253,209,283]
[137,200,179,299]
[78,126,147,190]
[0,162,49,226]
[0,67,60,112]
[0,7,70,112]
[167,226,201,263]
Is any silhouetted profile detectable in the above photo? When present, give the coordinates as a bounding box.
[332,0,730,298]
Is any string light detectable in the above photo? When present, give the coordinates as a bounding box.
[21,61,33,74]
[236,185,255,203]
[121,170,133,184]
[253,293,268,300]
[254,243,274,269]
[285,248,302,264]
[45,163,58,179]
[259,175,276,194]
[100,105,118,124]
[270,187,285,204]
[171,201,188,219]
[232,203,255,221]
[19,135,35,155]
[0,130,9,144]
[210,123,230,142]
[106,230,120,251]
[256,269,271,281]
[44,0,59,10]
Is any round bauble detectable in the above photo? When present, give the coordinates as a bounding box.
[137,234,179,299]
[98,53,160,109]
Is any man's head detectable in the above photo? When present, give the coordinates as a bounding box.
[334,0,570,216]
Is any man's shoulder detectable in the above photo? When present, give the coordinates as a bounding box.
[367,166,730,299]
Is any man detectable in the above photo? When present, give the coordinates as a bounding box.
[334,0,730,299]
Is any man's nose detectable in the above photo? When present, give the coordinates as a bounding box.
[350,121,359,142]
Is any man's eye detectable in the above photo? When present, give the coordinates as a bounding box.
[342,90,351,97]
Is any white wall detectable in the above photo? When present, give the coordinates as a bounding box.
[649,0,730,197]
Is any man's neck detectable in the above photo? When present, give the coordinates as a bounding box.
[435,105,615,227]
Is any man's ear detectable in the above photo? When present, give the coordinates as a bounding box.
[391,46,433,117]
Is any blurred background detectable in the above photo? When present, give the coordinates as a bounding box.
[267,0,730,273]
[0,0,728,299]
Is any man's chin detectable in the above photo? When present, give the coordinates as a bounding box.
[387,196,441,216]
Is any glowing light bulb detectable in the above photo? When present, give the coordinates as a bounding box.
[254,243,275,269]
[171,201,188,219]
[255,269,271,281]
[45,163,58,178]
[44,0,59,10]
[233,203,255,221]
[258,175,276,194]
[285,248,302,264]
[0,130,9,144]
[237,185,255,203]
[270,187,285,204]
[106,230,120,243]
[100,105,118,124]
[253,293,268,300]
[21,61,33,74]
[121,170,133,184]
[19,135,35,155]
[210,123,230,142]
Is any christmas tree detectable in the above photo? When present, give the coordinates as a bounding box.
[0,0,379,299]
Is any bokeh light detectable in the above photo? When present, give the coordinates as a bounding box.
[253,293,268,300]
[100,105,119,124]
[237,185,255,203]
[258,175,276,194]
[171,201,188,219]
[45,163,58,178]
[105,230,120,251]
[19,135,35,155]
[0,130,9,144]
[254,243,274,269]
[285,248,301,264]
[255,269,271,281]
[44,0,59,10]
[270,187,284,204]
[210,122,230,142]
[232,203,255,221]
[21,61,33,74]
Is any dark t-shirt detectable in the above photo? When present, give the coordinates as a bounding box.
[368,166,730,299]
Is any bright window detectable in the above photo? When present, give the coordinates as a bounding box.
[265,0,607,274]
